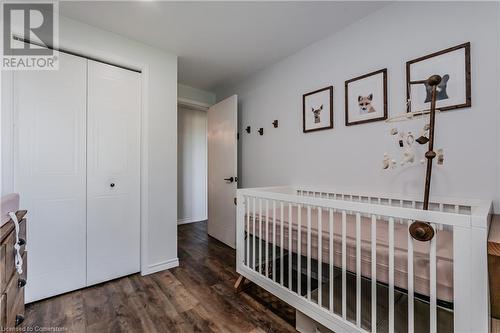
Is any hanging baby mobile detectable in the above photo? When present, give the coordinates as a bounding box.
[383,75,446,242]
[382,124,444,169]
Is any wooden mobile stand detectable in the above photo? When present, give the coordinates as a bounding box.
[406,74,442,242]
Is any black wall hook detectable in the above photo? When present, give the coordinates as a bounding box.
[272,120,279,128]
[245,126,251,133]
[258,128,264,136]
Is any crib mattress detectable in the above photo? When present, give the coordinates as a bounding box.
[246,207,453,303]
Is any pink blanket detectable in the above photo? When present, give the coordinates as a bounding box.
[246,207,453,302]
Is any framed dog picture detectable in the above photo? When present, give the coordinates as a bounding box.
[406,42,471,113]
[345,68,387,126]
[303,86,333,133]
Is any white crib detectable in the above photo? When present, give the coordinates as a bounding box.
[236,186,492,333]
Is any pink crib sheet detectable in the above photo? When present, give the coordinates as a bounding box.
[246,207,453,303]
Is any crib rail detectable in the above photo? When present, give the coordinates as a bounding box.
[236,187,491,333]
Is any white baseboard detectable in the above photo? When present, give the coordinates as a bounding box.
[177,217,207,225]
[141,257,179,276]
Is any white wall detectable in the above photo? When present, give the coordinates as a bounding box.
[1,72,14,195]
[1,16,179,274]
[216,2,500,211]
[178,107,207,224]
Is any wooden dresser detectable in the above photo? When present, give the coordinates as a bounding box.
[0,210,27,329]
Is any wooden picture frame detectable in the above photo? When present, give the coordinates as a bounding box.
[345,68,387,126]
[302,86,333,133]
[406,42,471,113]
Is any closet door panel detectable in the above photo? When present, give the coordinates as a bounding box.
[14,53,87,302]
[86,61,141,285]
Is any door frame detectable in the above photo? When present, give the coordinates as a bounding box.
[177,98,210,225]
[6,41,153,275]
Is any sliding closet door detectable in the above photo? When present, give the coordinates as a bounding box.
[14,53,88,302]
[86,61,141,285]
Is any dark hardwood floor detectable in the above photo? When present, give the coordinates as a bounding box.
[23,221,296,333]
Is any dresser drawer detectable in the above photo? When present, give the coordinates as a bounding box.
[5,219,26,285]
[0,245,5,294]
[0,293,5,330]
[5,252,26,328]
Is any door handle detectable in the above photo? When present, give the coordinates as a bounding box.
[110,183,115,188]
[224,177,234,183]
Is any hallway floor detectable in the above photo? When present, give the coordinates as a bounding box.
[23,221,296,332]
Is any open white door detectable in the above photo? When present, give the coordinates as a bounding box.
[207,95,237,248]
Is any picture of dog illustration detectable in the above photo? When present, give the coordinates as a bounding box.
[345,69,387,126]
[358,94,376,114]
[311,105,323,123]
[424,74,450,102]
[303,86,333,133]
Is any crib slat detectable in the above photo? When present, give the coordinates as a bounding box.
[371,215,377,333]
[318,207,322,307]
[253,197,256,270]
[265,200,269,278]
[408,221,415,333]
[356,213,361,327]
[342,210,347,320]
[430,235,437,333]
[298,204,302,296]
[259,199,262,274]
[389,217,395,333]
[289,203,293,290]
[307,206,312,301]
[329,209,334,313]
[280,202,284,286]
[273,200,276,281]
[246,196,250,267]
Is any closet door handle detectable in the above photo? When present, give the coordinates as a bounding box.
[110,183,115,188]
[224,177,234,183]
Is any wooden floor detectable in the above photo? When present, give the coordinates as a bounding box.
[23,221,296,333]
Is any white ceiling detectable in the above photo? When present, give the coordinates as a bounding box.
[61,1,388,92]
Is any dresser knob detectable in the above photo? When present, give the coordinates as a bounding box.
[18,278,26,288]
[15,314,24,326]
[18,238,26,246]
